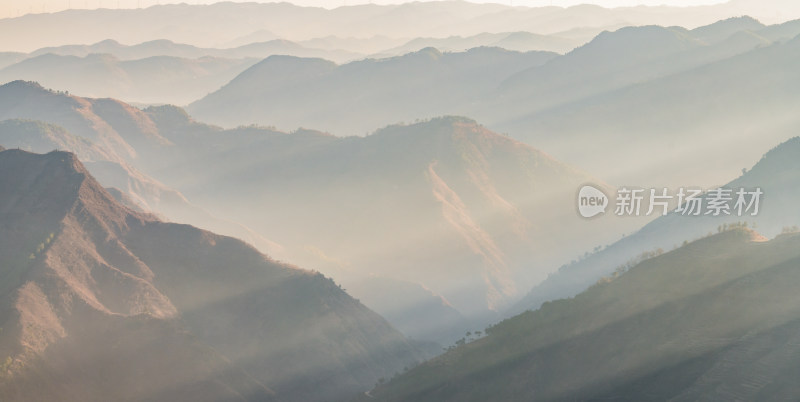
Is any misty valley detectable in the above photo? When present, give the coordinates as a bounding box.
[1,0,800,401]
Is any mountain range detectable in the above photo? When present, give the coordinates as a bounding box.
[2,1,785,53]
[0,147,425,402]
[3,2,800,400]
[188,46,557,134]
[188,16,800,191]
[0,53,257,105]
[0,81,645,344]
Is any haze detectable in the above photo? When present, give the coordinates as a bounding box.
[0,0,778,19]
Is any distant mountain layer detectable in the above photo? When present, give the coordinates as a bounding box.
[367,228,800,401]
[27,38,359,62]
[0,1,789,52]
[496,22,800,187]
[379,32,582,56]
[0,148,423,402]
[0,53,258,105]
[188,47,558,133]
[188,17,800,189]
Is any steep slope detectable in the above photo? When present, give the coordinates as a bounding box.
[0,117,280,256]
[512,135,800,315]
[368,228,800,401]
[0,148,422,402]
[0,80,173,163]
[188,47,557,134]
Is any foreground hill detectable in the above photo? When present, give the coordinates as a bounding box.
[368,227,800,401]
[0,148,422,402]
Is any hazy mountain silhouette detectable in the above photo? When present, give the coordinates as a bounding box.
[298,35,408,56]
[138,115,624,321]
[498,31,800,187]
[0,52,25,69]
[0,53,258,105]
[0,148,423,402]
[188,16,789,164]
[0,2,788,53]
[512,135,800,316]
[690,16,766,44]
[28,38,363,63]
[189,47,557,133]
[0,117,281,257]
[347,276,471,346]
[380,32,581,56]
[0,80,639,339]
[367,227,800,401]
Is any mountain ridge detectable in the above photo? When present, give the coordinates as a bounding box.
[0,147,424,402]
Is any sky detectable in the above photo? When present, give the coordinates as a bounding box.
[0,0,731,19]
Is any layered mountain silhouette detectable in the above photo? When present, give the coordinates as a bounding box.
[134,114,619,320]
[367,227,800,401]
[513,134,800,315]
[188,47,557,133]
[0,148,423,402]
[499,24,800,187]
[0,115,280,256]
[187,17,800,191]
[379,32,581,56]
[0,2,788,53]
[0,81,638,343]
[0,53,257,105]
[26,38,360,63]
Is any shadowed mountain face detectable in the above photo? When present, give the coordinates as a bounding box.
[367,228,800,401]
[0,148,423,402]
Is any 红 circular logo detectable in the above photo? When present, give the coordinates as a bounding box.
[577,185,608,218]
